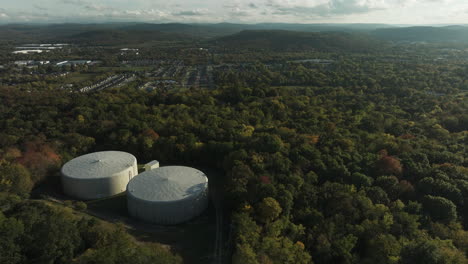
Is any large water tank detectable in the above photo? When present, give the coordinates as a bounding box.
[61,151,138,200]
[127,166,208,225]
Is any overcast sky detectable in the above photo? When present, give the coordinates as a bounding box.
[0,0,467,25]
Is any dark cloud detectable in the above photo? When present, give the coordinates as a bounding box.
[34,5,48,11]
[223,2,258,18]
[230,10,249,17]
[248,3,258,9]
[84,4,107,12]
[173,10,208,16]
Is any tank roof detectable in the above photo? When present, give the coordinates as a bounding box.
[61,151,136,179]
[127,166,208,202]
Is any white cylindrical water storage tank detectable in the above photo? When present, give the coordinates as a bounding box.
[61,151,138,200]
[127,166,209,225]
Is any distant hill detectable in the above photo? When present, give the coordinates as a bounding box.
[121,23,243,38]
[63,29,185,45]
[120,23,397,40]
[0,23,189,44]
[371,26,468,42]
[0,23,397,44]
[0,24,129,43]
[213,30,385,52]
[251,23,394,32]
[3,23,468,46]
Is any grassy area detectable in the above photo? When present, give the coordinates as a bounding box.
[66,72,101,84]
[32,164,222,264]
[120,66,154,72]
[93,66,153,72]
[129,205,216,264]
[62,165,223,264]
[85,192,216,264]
[37,199,182,261]
[93,67,122,72]
[86,193,128,215]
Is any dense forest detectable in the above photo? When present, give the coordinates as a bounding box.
[2,23,468,45]
[214,30,384,52]
[0,26,468,263]
[371,26,468,43]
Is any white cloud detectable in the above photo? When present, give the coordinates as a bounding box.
[0,0,466,24]
[264,0,397,17]
[84,4,109,12]
[61,0,87,5]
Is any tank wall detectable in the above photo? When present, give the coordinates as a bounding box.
[127,186,209,225]
[62,162,138,200]
[132,160,138,177]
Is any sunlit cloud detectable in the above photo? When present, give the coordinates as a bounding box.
[0,0,466,24]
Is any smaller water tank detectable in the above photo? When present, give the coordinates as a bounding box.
[127,166,208,225]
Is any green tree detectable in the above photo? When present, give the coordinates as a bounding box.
[422,195,458,223]
[0,212,24,264]
[362,234,401,264]
[0,161,33,197]
[401,239,467,264]
[350,172,373,188]
[232,243,259,264]
[256,197,283,224]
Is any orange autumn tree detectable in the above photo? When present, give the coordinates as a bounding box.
[17,140,61,183]
[376,149,403,176]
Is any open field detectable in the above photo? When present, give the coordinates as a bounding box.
[66,72,100,83]
[85,191,217,264]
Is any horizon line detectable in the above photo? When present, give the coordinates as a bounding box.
[0,21,467,27]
